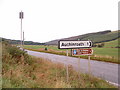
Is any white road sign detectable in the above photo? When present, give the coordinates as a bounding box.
[58,40,92,49]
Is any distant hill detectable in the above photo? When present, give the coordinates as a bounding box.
[45,30,120,45]
[1,30,119,45]
[1,38,45,45]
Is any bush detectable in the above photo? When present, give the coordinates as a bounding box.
[115,46,120,48]
[92,44,97,47]
[7,46,25,58]
[45,47,48,51]
[2,41,31,64]
[97,43,104,48]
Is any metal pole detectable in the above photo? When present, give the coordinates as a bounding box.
[19,11,24,48]
[23,31,24,50]
[21,18,22,48]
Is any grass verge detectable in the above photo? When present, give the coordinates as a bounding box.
[2,56,117,88]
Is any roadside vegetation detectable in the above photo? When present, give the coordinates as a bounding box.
[2,41,116,88]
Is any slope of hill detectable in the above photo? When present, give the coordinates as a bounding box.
[45,30,120,45]
[1,38,45,45]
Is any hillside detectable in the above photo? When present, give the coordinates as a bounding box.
[1,38,45,45]
[45,30,120,45]
[1,30,119,45]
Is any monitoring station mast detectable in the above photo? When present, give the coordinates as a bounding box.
[19,11,24,48]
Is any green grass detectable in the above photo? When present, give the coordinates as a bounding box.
[104,38,119,48]
[25,45,119,59]
[92,48,118,59]
[2,56,117,88]
[24,45,119,64]
[24,43,119,55]
[24,45,66,51]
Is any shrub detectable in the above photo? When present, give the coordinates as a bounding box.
[7,46,25,58]
[115,46,120,48]
[97,43,104,48]
[2,41,32,64]
[92,44,97,47]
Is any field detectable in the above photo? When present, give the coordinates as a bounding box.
[24,45,64,51]
[104,38,119,48]
[24,44,119,64]
[24,45,118,58]
[92,48,118,59]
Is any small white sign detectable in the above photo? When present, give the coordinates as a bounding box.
[58,40,92,49]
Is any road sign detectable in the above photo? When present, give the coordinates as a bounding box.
[58,40,92,49]
[72,49,93,56]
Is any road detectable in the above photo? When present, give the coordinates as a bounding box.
[26,50,119,86]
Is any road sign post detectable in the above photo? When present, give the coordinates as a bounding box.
[66,50,69,82]
[78,56,80,73]
[72,49,93,75]
[58,40,93,82]
[78,56,81,80]
[88,55,91,75]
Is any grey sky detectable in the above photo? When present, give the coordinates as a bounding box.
[0,0,119,43]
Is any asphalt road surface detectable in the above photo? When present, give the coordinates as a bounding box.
[26,50,119,86]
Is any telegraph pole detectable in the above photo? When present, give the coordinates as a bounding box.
[23,31,24,50]
[19,11,24,48]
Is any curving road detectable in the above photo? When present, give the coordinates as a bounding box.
[26,50,119,86]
